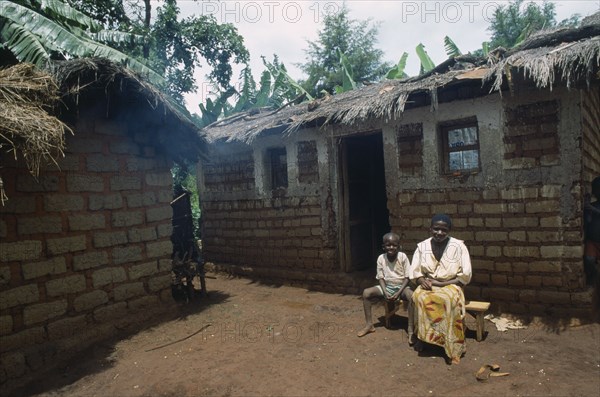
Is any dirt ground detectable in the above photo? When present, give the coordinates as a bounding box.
[12,272,600,397]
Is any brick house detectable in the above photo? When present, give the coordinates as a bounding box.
[0,59,204,391]
[198,22,600,318]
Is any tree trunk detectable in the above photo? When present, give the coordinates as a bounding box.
[143,0,151,58]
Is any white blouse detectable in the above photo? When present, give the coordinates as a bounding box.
[409,237,472,285]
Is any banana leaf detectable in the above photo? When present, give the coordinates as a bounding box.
[443,36,462,57]
[386,52,408,79]
[416,43,435,74]
[0,1,165,87]
[40,0,103,31]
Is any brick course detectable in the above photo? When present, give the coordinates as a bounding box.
[194,90,597,341]
[0,112,176,392]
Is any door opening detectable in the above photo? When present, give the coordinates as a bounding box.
[340,132,390,272]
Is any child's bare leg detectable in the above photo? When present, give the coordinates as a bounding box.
[402,288,416,345]
[402,288,418,345]
[357,286,381,337]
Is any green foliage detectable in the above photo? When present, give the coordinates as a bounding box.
[231,67,257,112]
[385,52,408,80]
[443,36,462,58]
[487,0,580,50]
[225,56,313,116]
[333,48,357,94]
[415,43,435,74]
[481,42,490,57]
[297,4,391,97]
[66,0,130,29]
[386,36,491,80]
[557,14,582,28]
[147,0,249,101]
[385,43,438,79]
[197,87,236,127]
[0,0,165,86]
[261,56,313,106]
[172,161,201,240]
[192,55,313,128]
[9,0,251,102]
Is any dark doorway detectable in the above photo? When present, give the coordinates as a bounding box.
[340,132,390,272]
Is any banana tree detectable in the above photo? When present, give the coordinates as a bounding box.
[385,45,435,80]
[0,0,164,87]
[231,56,312,113]
[387,35,496,81]
[197,56,314,125]
[415,43,436,75]
[445,35,490,58]
[386,52,409,80]
[334,48,357,94]
[443,36,462,58]
[197,87,236,127]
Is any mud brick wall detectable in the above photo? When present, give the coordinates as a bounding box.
[203,151,255,192]
[388,92,589,317]
[297,141,319,184]
[581,88,600,185]
[396,123,423,177]
[200,138,338,287]
[391,186,586,318]
[0,112,175,389]
[503,100,560,169]
[202,197,335,273]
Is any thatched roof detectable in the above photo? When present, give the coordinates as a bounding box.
[50,58,207,162]
[484,23,600,91]
[0,63,71,180]
[204,61,487,144]
[0,59,206,176]
[203,16,600,144]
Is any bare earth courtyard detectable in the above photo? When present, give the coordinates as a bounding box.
[12,273,600,397]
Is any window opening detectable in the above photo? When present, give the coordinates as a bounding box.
[268,147,288,189]
[440,118,480,173]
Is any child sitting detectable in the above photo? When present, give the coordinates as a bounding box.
[357,232,415,344]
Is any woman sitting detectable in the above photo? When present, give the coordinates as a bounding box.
[410,214,472,364]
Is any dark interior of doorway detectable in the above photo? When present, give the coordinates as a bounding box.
[344,132,390,272]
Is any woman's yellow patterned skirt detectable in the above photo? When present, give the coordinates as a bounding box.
[413,284,466,363]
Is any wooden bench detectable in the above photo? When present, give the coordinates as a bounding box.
[384,299,408,329]
[384,299,491,341]
[465,300,491,342]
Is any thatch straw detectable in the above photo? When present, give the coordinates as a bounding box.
[485,34,600,92]
[202,18,599,144]
[50,58,207,162]
[0,63,71,177]
[51,58,196,134]
[203,67,481,144]
[0,59,206,205]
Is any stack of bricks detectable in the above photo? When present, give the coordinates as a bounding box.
[0,114,175,388]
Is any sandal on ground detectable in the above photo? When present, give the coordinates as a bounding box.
[475,364,510,381]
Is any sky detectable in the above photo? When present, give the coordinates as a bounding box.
[179,0,600,114]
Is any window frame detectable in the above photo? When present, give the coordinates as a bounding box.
[439,117,481,175]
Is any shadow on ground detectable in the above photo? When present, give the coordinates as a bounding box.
[7,290,231,397]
